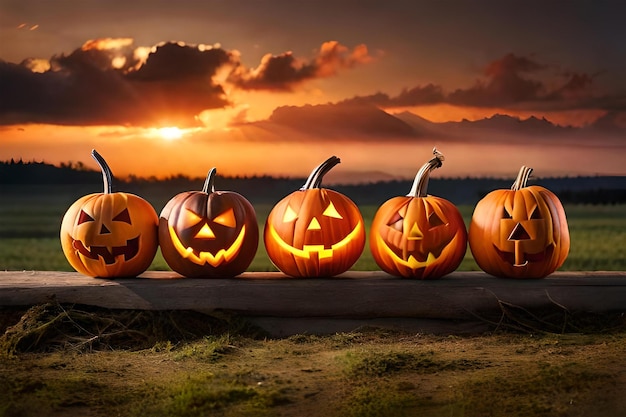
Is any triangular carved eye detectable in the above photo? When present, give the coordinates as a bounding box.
[213,208,236,228]
[113,208,131,224]
[185,209,204,226]
[387,212,403,231]
[428,211,446,227]
[530,206,542,220]
[386,212,402,226]
[503,207,513,219]
[78,210,94,225]
[283,205,298,222]
[323,201,343,219]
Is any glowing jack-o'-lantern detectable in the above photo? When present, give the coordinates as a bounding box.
[158,168,258,278]
[370,148,467,279]
[60,150,159,278]
[469,166,570,279]
[264,156,365,277]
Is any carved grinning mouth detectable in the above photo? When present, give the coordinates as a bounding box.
[375,233,441,269]
[268,221,362,260]
[73,236,140,265]
[493,243,555,267]
[168,225,246,267]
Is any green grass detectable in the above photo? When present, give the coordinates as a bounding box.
[1,184,624,272]
[3,318,626,417]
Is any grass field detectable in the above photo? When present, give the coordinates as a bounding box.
[1,184,624,272]
[3,320,626,417]
[2,185,626,417]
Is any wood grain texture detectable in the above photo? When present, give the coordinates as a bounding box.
[2,270,625,335]
[1,271,625,318]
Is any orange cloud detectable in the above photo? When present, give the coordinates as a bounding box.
[0,38,374,127]
[315,41,373,76]
[348,53,623,117]
[231,41,374,91]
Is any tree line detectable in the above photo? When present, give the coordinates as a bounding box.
[1,160,624,205]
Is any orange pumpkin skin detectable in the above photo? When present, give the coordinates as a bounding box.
[370,196,467,279]
[369,149,466,279]
[60,151,158,278]
[159,168,259,278]
[264,157,365,277]
[469,166,570,279]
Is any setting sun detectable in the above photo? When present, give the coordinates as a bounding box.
[158,127,184,141]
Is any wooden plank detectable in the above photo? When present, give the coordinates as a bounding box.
[1,271,626,320]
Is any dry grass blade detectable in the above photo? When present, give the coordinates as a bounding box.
[0,300,262,355]
[463,288,626,335]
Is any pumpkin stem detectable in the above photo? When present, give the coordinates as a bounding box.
[407,147,444,197]
[202,168,217,193]
[300,156,341,190]
[511,166,533,190]
[91,149,113,194]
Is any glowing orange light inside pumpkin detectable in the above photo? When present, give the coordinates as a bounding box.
[374,233,439,269]
[167,224,247,267]
[267,220,362,260]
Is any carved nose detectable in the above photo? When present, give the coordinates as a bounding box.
[195,223,216,239]
[307,217,321,230]
[100,224,110,234]
[508,223,531,241]
[407,222,423,240]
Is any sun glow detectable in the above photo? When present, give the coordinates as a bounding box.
[157,127,184,141]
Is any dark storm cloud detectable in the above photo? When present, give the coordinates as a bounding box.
[232,51,317,91]
[128,42,233,81]
[0,52,142,126]
[346,84,445,107]
[0,40,236,126]
[232,41,373,91]
[0,39,371,126]
[548,72,595,100]
[349,53,620,112]
[448,54,547,106]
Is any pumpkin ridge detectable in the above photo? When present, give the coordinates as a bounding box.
[158,167,259,278]
[264,157,365,278]
[60,151,158,278]
[370,149,467,279]
[468,165,570,279]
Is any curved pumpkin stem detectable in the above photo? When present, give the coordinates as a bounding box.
[407,147,444,197]
[300,156,341,190]
[91,149,113,194]
[511,166,533,191]
[202,167,217,193]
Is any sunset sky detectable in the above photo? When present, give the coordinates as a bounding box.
[1,0,625,182]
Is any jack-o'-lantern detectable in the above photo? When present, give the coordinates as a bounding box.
[264,156,365,277]
[159,168,258,278]
[469,166,570,279]
[60,150,159,278]
[370,148,467,279]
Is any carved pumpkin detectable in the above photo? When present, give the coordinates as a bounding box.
[60,150,158,277]
[370,148,467,279]
[159,168,258,278]
[469,166,570,279]
[264,156,365,277]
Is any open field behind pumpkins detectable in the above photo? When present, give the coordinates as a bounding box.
[0,183,625,272]
[2,182,626,417]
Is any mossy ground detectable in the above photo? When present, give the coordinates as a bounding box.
[1,305,626,417]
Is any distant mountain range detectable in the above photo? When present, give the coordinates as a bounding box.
[397,112,573,135]
[264,103,418,139]
[245,102,626,141]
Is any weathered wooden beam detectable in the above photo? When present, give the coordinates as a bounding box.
[1,271,625,319]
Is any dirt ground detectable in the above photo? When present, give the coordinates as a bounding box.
[2,305,626,417]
